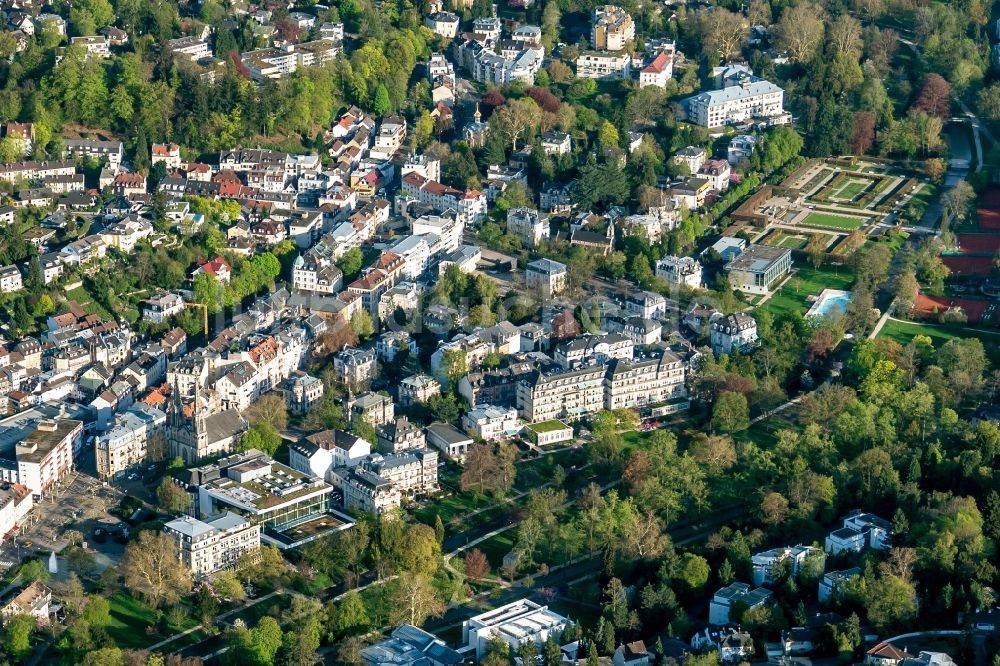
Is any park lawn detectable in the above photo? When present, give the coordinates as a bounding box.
[877,319,1000,363]
[476,531,516,568]
[802,212,866,230]
[513,447,584,492]
[760,263,856,319]
[106,592,192,649]
[869,230,909,255]
[835,180,870,200]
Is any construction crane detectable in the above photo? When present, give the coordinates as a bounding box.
[184,301,209,336]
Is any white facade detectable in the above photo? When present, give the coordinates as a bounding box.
[655,256,702,288]
[163,512,261,576]
[576,52,631,80]
[685,79,785,128]
[525,258,567,297]
[463,600,568,658]
[463,404,519,442]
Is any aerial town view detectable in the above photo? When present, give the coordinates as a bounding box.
[0,0,1000,664]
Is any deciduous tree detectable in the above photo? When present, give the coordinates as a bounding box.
[120,531,193,606]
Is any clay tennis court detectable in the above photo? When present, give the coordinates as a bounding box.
[913,293,996,324]
[957,234,1000,253]
[941,255,996,276]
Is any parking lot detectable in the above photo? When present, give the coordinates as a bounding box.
[0,471,127,570]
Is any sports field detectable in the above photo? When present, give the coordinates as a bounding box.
[802,212,866,230]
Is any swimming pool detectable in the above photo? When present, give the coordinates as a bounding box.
[806,289,852,318]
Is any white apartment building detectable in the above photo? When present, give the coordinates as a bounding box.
[506,207,549,248]
[151,143,182,170]
[371,117,407,160]
[290,428,372,481]
[639,51,673,88]
[463,404,519,442]
[63,139,124,170]
[424,12,460,38]
[685,78,785,128]
[0,265,22,293]
[655,256,703,288]
[464,600,568,658]
[575,52,631,80]
[710,312,758,356]
[709,583,773,625]
[604,352,687,411]
[471,47,544,85]
[673,146,706,174]
[751,544,822,586]
[0,419,83,498]
[525,258,567,297]
[142,292,185,324]
[824,511,893,555]
[592,5,635,51]
[96,405,167,480]
[163,512,261,576]
[517,364,606,422]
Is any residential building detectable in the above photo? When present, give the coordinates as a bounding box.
[728,134,758,165]
[359,448,438,494]
[685,79,785,128]
[626,290,667,319]
[751,544,822,586]
[1,581,51,627]
[63,139,124,170]
[604,351,687,411]
[824,511,893,555]
[710,313,758,356]
[524,420,573,446]
[290,429,372,480]
[283,373,324,415]
[525,258,567,297]
[163,512,261,576]
[351,392,395,428]
[506,207,549,248]
[639,52,673,88]
[96,405,167,480]
[0,265,21,293]
[673,146,706,174]
[424,12,460,38]
[399,374,441,407]
[143,292,185,324]
[655,256,702,288]
[426,422,472,461]
[614,641,651,666]
[377,417,427,453]
[575,51,631,80]
[463,404,519,442]
[152,143,182,170]
[361,624,463,666]
[0,483,32,544]
[333,347,378,386]
[555,334,633,369]
[866,644,913,666]
[699,159,731,192]
[723,244,792,295]
[0,419,83,498]
[709,582,773,625]
[517,364,607,422]
[400,172,487,225]
[818,567,861,603]
[540,131,572,156]
[591,5,635,51]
